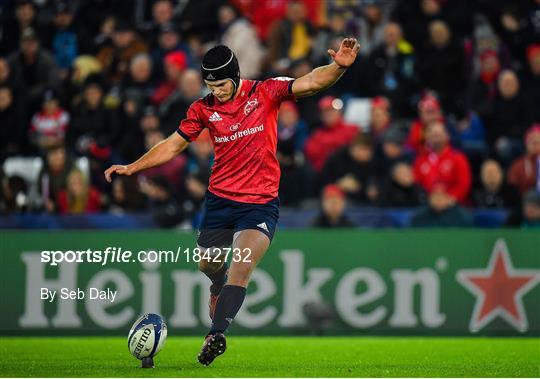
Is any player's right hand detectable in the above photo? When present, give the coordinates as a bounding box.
[104,164,132,182]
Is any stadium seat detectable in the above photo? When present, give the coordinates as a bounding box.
[2,157,44,207]
[343,97,372,131]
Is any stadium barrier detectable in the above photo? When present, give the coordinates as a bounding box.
[1,229,538,336]
[0,208,510,229]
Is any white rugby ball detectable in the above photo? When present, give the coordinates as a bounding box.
[127,313,167,359]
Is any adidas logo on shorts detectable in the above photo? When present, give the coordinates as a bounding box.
[208,112,222,122]
[257,222,269,232]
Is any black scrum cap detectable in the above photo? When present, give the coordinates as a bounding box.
[201,45,240,93]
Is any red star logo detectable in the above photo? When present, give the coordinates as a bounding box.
[456,239,540,332]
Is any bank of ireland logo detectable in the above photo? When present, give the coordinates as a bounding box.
[230,123,240,131]
[456,239,540,332]
[244,99,258,115]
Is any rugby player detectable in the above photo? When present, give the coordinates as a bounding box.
[105,38,360,366]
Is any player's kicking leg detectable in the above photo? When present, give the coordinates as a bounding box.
[198,249,228,319]
[197,229,270,366]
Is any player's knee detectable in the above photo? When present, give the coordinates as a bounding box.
[196,245,224,273]
[198,259,223,274]
[227,264,252,286]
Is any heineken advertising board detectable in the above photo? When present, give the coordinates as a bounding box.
[1,230,539,336]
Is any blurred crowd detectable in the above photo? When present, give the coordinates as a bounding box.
[0,0,539,228]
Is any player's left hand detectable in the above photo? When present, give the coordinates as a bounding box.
[328,38,361,69]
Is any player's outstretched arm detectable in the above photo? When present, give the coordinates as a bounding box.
[291,38,360,98]
[104,132,189,182]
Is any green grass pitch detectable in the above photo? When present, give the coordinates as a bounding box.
[1,336,539,377]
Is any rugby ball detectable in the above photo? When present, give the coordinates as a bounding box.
[127,313,167,359]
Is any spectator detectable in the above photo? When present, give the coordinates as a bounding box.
[325,0,363,33]
[139,175,184,228]
[217,4,264,79]
[277,101,310,205]
[450,112,487,162]
[508,125,540,194]
[96,19,148,84]
[288,58,320,129]
[379,162,424,207]
[38,145,73,213]
[471,50,500,117]
[369,96,392,139]
[416,20,466,116]
[140,0,175,48]
[277,101,309,158]
[365,22,417,117]
[186,129,213,178]
[0,0,39,55]
[483,70,534,162]
[7,27,61,113]
[483,4,535,66]
[86,15,116,54]
[116,98,145,163]
[0,58,13,87]
[472,159,520,208]
[121,53,154,109]
[410,184,474,227]
[151,50,187,106]
[171,0,222,42]
[73,1,130,54]
[521,190,540,228]
[159,68,204,134]
[30,88,69,151]
[392,0,440,51]
[319,133,380,204]
[109,176,146,213]
[63,55,103,103]
[49,2,78,76]
[523,44,540,123]
[376,128,412,173]
[184,169,210,220]
[150,23,192,82]
[413,121,472,204]
[266,0,315,73]
[311,184,355,228]
[312,13,350,63]
[406,94,444,154]
[393,0,474,49]
[357,0,389,55]
[140,130,186,192]
[140,105,161,134]
[304,96,358,172]
[0,85,24,159]
[56,168,101,214]
[68,75,118,158]
[230,0,321,42]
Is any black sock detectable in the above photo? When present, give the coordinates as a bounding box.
[206,262,228,296]
[209,285,246,334]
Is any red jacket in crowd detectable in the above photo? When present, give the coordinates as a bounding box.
[304,118,359,171]
[231,0,322,40]
[406,119,428,154]
[413,145,472,203]
[56,187,101,214]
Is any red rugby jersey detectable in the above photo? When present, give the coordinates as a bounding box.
[177,78,295,204]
